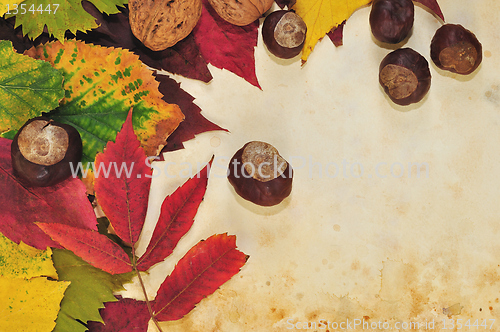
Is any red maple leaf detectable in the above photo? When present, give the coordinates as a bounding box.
[0,138,97,249]
[36,108,248,330]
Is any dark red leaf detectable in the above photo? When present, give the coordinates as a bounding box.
[136,159,213,271]
[94,109,152,245]
[414,0,445,21]
[87,297,150,332]
[77,3,212,83]
[154,73,227,152]
[152,233,248,321]
[37,223,132,274]
[0,138,97,249]
[193,0,261,89]
[327,21,346,47]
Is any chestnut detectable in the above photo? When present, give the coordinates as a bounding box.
[369,0,414,44]
[227,141,293,206]
[11,117,83,187]
[379,48,431,106]
[430,24,482,75]
[262,10,307,59]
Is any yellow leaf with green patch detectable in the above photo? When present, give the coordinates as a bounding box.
[0,234,57,280]
[0,233,70,332]
[0,277,70,332]
[0,40,64,134]
[25,40,184,165]
[293,0,370,62]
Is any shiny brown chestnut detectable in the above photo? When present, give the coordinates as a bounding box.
[228,141,293,206]
[262,10,307,59]
[430,24,482,75]
[11,117,83,187]
[369,0,414,44]
[379,48,431,106]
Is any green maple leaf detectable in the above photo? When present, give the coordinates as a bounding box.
[7,0,128,41]
[52,249,134,332]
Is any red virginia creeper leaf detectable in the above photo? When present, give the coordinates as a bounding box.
[328,21,346,47]
[153,73,227,152]
[193,0,261,89]
[152,233,248,321]
[37,223,132,274]
[94,109,152,245]
[414,0,444,21]
[87,297,150,332]
[0,138,97,250]
[136,158,213,271]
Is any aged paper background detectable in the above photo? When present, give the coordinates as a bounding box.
[121,0,500,330]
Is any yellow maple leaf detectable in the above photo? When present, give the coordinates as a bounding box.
[0,234,70,332]
[293,0,371,62]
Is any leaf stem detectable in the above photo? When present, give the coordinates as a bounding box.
[132,247,164,332]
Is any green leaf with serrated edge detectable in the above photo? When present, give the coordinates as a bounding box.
[24,40,184,166]
[0,40,64,134]
[52,249,134,332]
[7,0,127,41]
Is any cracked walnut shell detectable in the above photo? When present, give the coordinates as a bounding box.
[129,0,202,51]
[208,0,273,26]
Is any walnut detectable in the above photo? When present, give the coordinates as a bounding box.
[129,0,202,51]
[208,0,273,26]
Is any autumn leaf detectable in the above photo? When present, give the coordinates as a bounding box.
[0,137,97,250]
[34,109,247,328]
[7,0,127,41]
[52,249,134,332]
[293,0,371,62]
[87,297,151,332]
[153,233,248,320]
[414,0,444,21]
[37,223,133,274]
[154,73,227,152]
[0,233,70,332]
[328,21,346,47]
[0,277,70,332]
[94,109,152,246]
[77,4,213,83]
[24,40,184,165]
[0,233,57,279]
[193,0,261,88]
[0,40,64,134]
[0,0,23,16]
[136,158,213,271]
